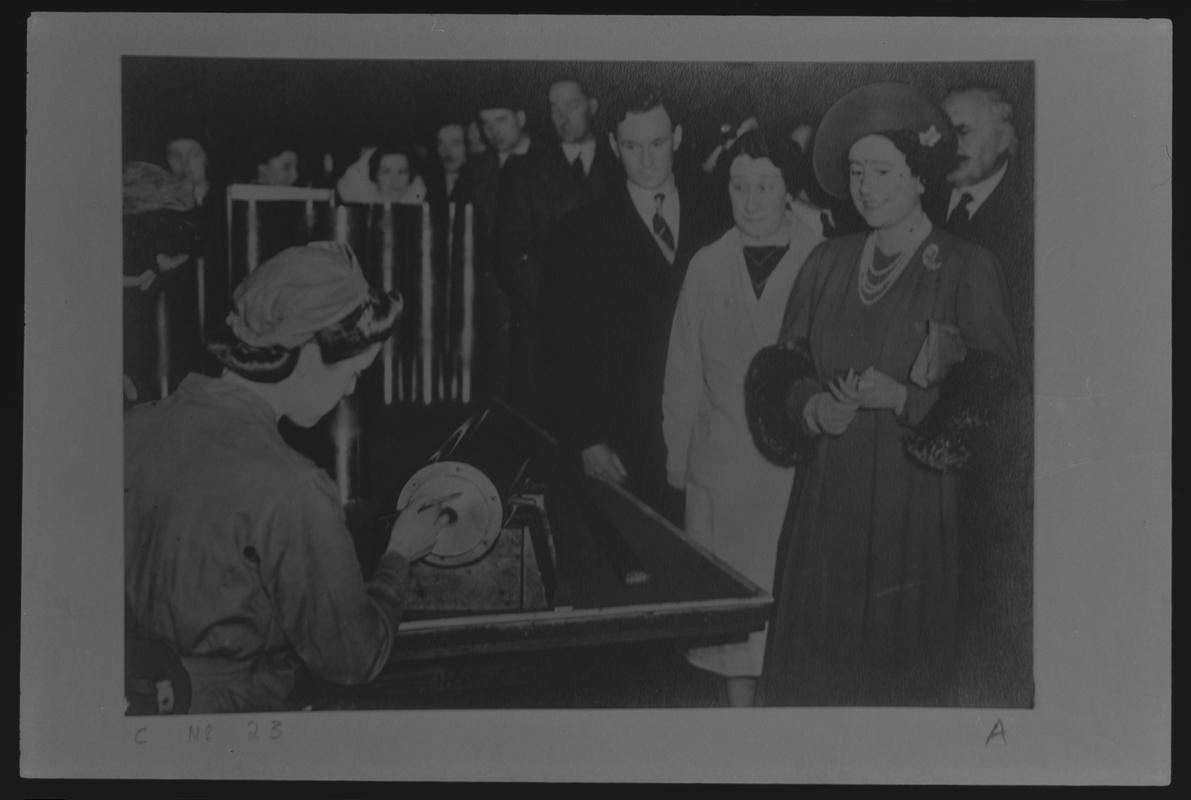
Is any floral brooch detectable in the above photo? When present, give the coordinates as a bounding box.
[922,242,942,271]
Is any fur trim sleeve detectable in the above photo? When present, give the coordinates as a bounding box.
[745,344,819,467]
[902,349,1023,472]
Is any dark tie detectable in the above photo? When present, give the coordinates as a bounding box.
[653,193,676,257]
[948,191,974,227]
[571,154,586,185]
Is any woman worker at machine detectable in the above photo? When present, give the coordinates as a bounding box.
[125,241,451,714]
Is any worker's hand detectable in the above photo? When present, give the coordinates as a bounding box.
[581,443,628,485]
[385,501,452,563]
[804,391,857,436]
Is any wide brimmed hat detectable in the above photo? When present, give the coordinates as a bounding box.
[812,81,951,199]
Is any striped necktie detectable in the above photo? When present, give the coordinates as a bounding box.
[652,193,676,258]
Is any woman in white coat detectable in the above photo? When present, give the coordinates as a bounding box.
[663,129,823,706]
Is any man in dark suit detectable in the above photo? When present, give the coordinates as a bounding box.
[498,78,621,421]
[469,98,547,401]
[939,85,1033,362]
[545,89,718,525]
[425,121,472,208]
[937,84,1035,708]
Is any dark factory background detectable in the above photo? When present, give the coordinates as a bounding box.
[122,57,1034,187]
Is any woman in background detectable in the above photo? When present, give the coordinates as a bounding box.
[122,161,204,404]
[662,129,822,707]
[163,122,229,342]
[369,143,428,205]
[251,137,301,187]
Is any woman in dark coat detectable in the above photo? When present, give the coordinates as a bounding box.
[749,82,1021,706]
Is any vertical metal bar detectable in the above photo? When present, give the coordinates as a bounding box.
[419,203,434,405]
[444,201,457,401]
[305,197,315,237]
[335,204,349,246]
[330,397,360,507]
[381,203,395,406]
[195,254,206,345]
[225,190,235,295]
[395,205,406,402]
[155,290,169,399]
[246,199,259,273]
[461,203,475,405]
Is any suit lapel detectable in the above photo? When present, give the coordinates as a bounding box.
[674,186,701,266]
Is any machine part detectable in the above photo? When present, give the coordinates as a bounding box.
[397,461,503,567]
[394,403,535,568]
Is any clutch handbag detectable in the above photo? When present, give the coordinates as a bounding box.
[909,320,967,389]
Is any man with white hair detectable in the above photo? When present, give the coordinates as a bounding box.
[940,84,1031,359]
[939,83,1034,709]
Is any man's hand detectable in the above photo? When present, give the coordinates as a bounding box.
[581,443,628,485]
[385,501,453,563]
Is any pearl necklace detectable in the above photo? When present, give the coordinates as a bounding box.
[857,216,934,306]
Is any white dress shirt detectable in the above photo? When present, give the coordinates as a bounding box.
[497,135,533,167]
[948,160,1009,220]
[561,139,597,175]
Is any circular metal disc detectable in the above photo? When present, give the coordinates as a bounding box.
[395,462,503,568]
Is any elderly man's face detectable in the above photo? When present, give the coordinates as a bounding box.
[436,124,467,174]
[943,90,1012,188]
[478,108,526,155]
[549,81,596,145]
[612,105,682,192]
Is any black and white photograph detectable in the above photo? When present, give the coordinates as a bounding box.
[23,13,1170,783]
